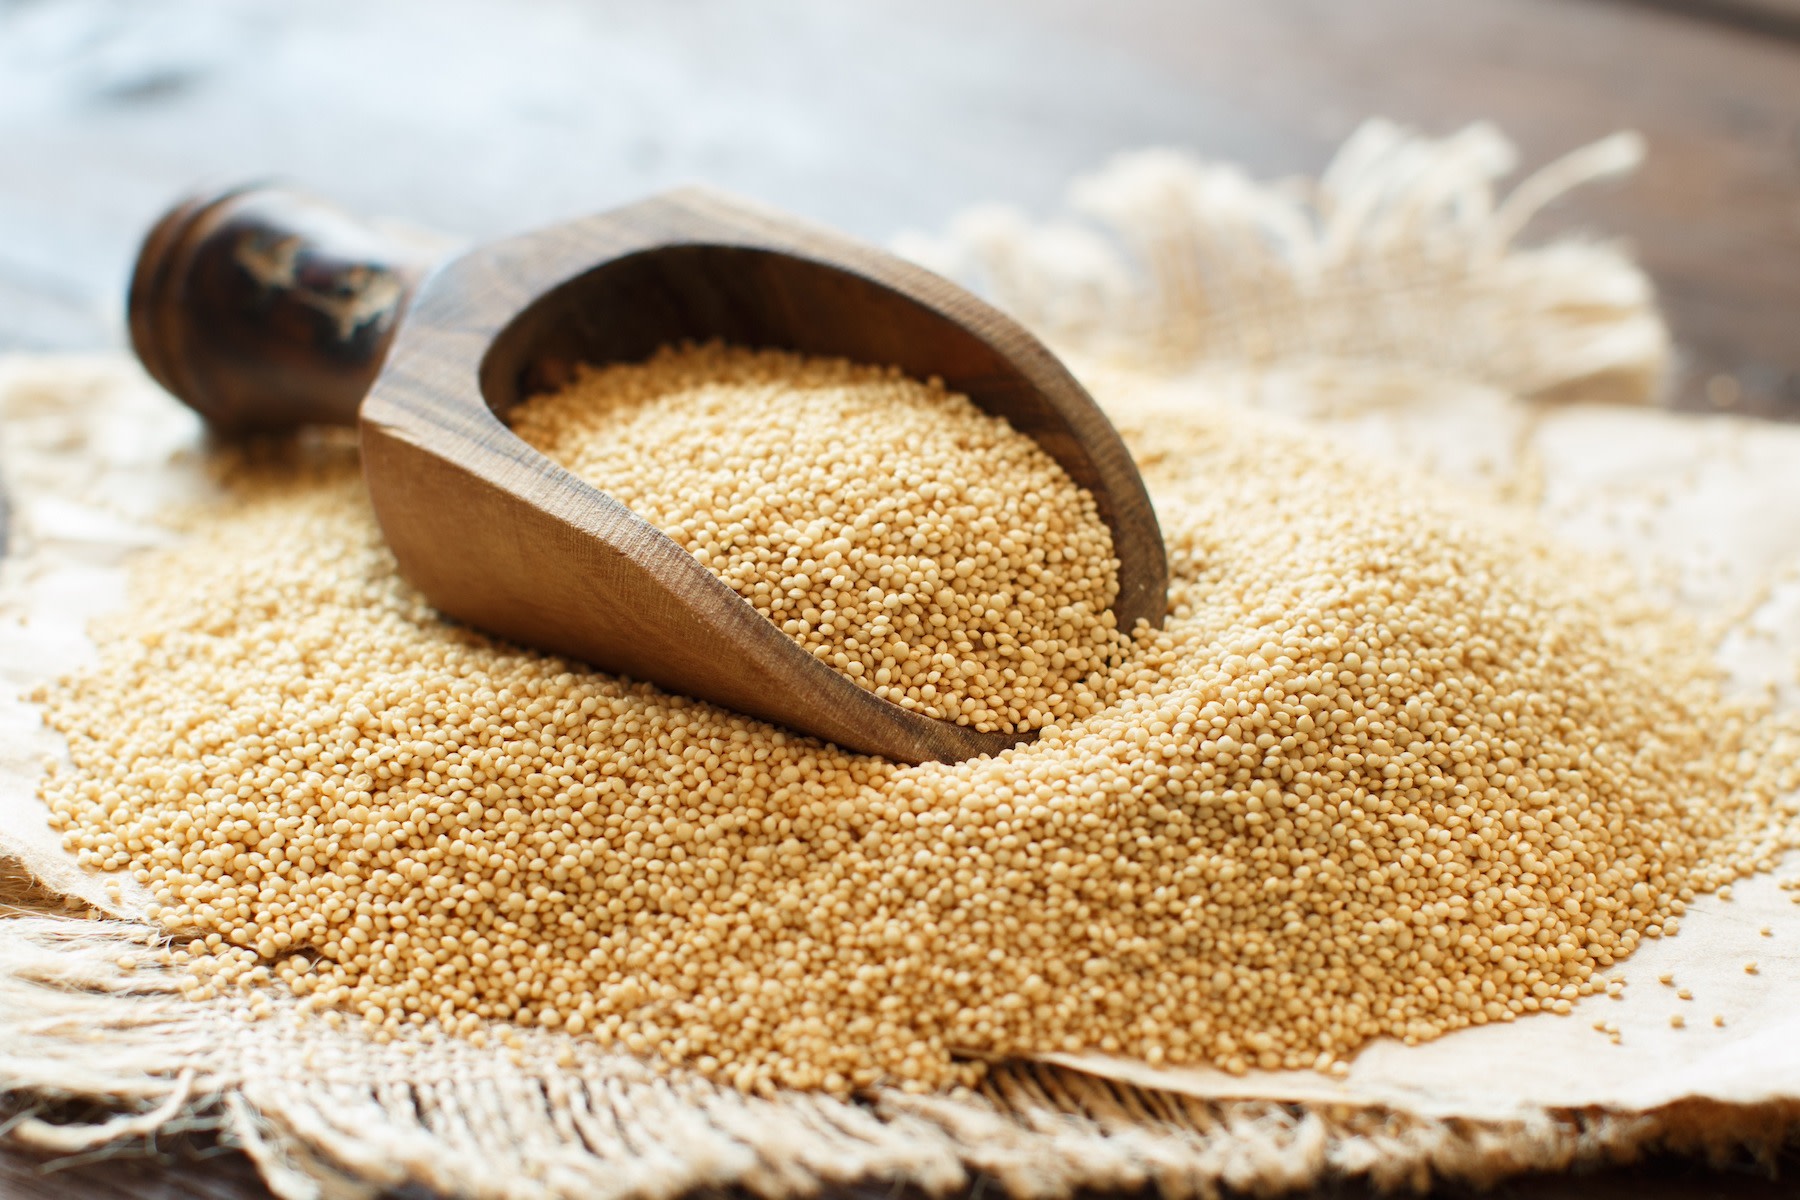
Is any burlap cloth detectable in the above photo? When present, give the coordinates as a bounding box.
[6,121,1800,1199]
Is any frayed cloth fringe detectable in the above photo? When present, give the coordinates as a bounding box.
[1,913,1791,1199]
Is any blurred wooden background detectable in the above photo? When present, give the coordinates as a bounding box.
[2,0,1798,1196]
[2,0,1797,417]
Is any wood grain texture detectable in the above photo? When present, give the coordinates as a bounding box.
[1625,0,1800,41]
[4,1136,1799,1200]
[0,1144,274,1200]
[362,186,1166,764]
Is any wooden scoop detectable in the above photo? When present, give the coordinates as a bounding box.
[129,185,1167,764]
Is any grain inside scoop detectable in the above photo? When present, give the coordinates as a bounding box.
[127,185,1167,763]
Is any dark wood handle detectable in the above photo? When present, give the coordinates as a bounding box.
[128,185,444,433]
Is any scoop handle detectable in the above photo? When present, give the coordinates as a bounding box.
[128,185,447,433]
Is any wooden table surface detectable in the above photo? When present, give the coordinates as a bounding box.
[2,0,1798,1195]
